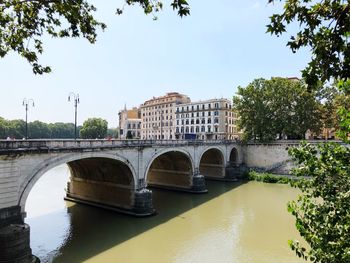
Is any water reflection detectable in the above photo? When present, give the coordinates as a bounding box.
[25,165,304,263]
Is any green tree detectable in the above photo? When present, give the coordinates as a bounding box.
[7,119,25,139]
[268,1,350,262]
[288,142,350,262]
[80,118,107,139]
[0,117,8,139]
[0,0,189,74]
[28,120,50,138]
[267,0,350,87]
[233,77,322,142]
[107,128,118,138]
[49,122,75,138]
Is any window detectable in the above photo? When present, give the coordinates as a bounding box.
[186,119,189,125]
[201,118,205,124]
[201,126,205,132]
[208,111,211,116]
[214,118,219,123]
[208,126,211,132]
[191,119,194,124]
[208,118,212,124]
[208,103,211,109]
[196,126,199,132]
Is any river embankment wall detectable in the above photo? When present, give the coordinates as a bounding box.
[242,141,320,174]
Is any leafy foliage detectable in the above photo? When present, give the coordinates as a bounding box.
[117,0,190,18]
[267,0,350,87]
[0,0,190,74]
[80,117,107,139]
[233,77,322,142]
[247,171,293,184]
[288,142,350,262]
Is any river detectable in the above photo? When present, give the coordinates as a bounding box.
[25,164,305,263]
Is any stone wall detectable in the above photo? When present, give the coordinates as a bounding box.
[242,142,300,173]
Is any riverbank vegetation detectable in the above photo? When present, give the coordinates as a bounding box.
[246,171,293,184]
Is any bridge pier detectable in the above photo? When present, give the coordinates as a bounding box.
[0,206,39,263]
[190,171,207,193]
[224,164,247,181]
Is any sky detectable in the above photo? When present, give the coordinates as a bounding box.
[0,0,310,127]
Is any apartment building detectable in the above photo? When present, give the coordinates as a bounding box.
[140,92,191,139]
[118,106,141,139]
[174,98,238,140]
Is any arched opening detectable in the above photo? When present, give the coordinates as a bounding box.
[147,151,193,189]
[66,157,135,210]
[199,148,225,178]
[229,148,239,166]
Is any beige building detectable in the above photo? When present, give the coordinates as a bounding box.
[118,106,141,139]
[140,92,191,139]
[175,98,239,140]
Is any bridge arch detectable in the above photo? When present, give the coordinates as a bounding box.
[199,147,226,178]
[145,149,194,190]
[19,152,137,212]
[229,147,240,166]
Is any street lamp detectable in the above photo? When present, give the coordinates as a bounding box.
[22,98,35,140]
[68,92,80,140]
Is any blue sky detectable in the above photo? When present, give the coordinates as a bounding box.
[0,0,310,127]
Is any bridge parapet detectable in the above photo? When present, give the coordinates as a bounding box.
[0,139,239,153]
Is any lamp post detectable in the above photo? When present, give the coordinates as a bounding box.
[22,98,35,140]
[68,92,80,140]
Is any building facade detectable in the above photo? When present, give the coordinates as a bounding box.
[175,98,238,140]
[140,92,191,139]
[118,106,141,139]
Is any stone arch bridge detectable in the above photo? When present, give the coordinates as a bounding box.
[0,139,243,221]
[0,139,302,262]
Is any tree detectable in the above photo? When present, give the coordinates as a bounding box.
[107,128,118,138]
[267,0,350,87]
[28,120,51,138]
[80,118,107,139]
[233,77,322,142]
[268,1,350,262]
[49,122,75,138]
[288,142,350,262]
[0,0,190,74]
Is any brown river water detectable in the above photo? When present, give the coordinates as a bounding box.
[25,164,305,263]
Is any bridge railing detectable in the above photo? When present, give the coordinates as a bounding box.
[0,139,239,150]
